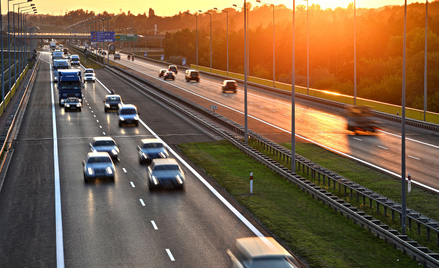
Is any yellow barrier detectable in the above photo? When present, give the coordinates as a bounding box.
[192,64,439,124]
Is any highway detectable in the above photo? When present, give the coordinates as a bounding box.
[111,51,439,192]
[0,50,274,267]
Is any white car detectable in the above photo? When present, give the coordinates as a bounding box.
[84,72,96,83]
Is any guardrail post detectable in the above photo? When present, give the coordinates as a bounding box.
[437,231,438,246]
[392,210,395,222]
[408,218,411,231]
[384,206,387,219]
[427,228,430,242]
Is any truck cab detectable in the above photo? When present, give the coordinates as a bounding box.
[58,69,83,106]
[53,59,71,83]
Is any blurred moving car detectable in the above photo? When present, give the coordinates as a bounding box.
[101,51,107,56]
[104,94,123,112]
[185,69,200,82]
[227,237,299,268]
[137,139,169,164]
[114,53,121,60]
[168,65,178,74]
[222,80,238,93]
[147,158,185,190]
[163,71,175,81]
[118,104,140,127]
[89,137,120,161]
[83,152,115,182]
[159,69,167,78]
[84,68,95,74]
[64,97,82,112]
[345,105,377,133]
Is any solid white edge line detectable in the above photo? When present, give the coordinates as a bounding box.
[139,199,145,206]
[377,145,388,150]
[151,221,158,230]
[122,168,127,173]
[50,62,65,268]
[408,155,421,160]
[139,119,266,238]
[130,181,135,188]
[166,249,175,261]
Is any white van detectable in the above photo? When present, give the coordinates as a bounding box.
[70,55,80,66]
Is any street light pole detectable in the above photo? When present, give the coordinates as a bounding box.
[244,0,248,144]
[1,1,4,102]
[305,0,309,95]
[401,0,408,236]
[291,0,296,172]
[224,10,229,76]
[206,12,212,73]
[354,0,357,105]
[424,0,428,121]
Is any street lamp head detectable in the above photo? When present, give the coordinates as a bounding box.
[198,10,202,12]
[214,7,218,10]
[27,0,32,2]
[233,4,237,7]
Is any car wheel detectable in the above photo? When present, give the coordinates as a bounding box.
[135,122,139,127]
[104,108,108,113]
[84,175,88,183]
[79,108,82,111]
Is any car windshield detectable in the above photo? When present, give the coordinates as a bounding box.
[58,82,81,90]
[153,164,179,171]
[85,70,94,73]
[65,98,78,103]
[106,96,120,102]
[120,108,137,115]
[88,156,112,163]
[94,140,116,146]
[85,74,94,77]
[143,143,164,149]
[227,82,235,86]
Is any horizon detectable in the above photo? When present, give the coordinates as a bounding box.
[1,1,429,17]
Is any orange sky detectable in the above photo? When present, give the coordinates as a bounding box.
[1,1,423,16]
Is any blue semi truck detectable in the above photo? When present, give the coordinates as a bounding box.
[57,69,83,106]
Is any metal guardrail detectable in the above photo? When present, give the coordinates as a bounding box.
[102,63,439,267]
[0,59,39,172]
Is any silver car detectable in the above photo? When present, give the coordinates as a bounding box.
[89,137,120,161]
[147,159,185,190]
[64,97,82,112]
[118,104,140,127]
[137,138,169,164]
[83,152,115,182]
[84,72,96,83]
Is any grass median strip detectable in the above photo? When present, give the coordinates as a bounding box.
[179,140,420,268]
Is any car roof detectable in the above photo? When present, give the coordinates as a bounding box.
[93,136,115,142]
[151,158,178,165]
[224,80,236,83]
[87,152,111,158]
[85,68,94,72]
[119,104,137,109]
[141,138,163,144]
[236,237,292,260]
[106,94,121,98]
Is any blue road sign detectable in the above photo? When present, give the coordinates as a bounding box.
[91,31,115,42]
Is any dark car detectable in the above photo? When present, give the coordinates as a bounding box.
[104,94,123,112]
[137,138,169,164]
[147,159,185,190]
[118,104,140,127]
[114,53,121,60]
[64,97,82,112]
[89,137,120,161]
[222,80,238,93]
[168,65,178,74]
[83,152,115,182]
[185,69,200,82]
[163,71,175,81]
[159,69,167,77]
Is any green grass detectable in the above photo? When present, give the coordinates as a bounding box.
[261,142,439,252]
[179,140,422,268]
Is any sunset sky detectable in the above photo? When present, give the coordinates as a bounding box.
[2,1,422,17]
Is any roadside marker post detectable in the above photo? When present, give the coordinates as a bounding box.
[250,172,253,194]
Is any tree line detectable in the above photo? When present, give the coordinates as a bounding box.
[25,2,439,112]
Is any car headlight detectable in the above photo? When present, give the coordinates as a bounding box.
[76,104,81,107]
[159,152,167,158]
[65,104,70,107]
[175,175,183,184]
[119,116,124,121]
[152,175,159,185]
[134,116,139,120]
[142,153,147,159]
[111,149,118,155]
[105,103,110,107]
[106,167,113,175]
[87,167,94,175]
